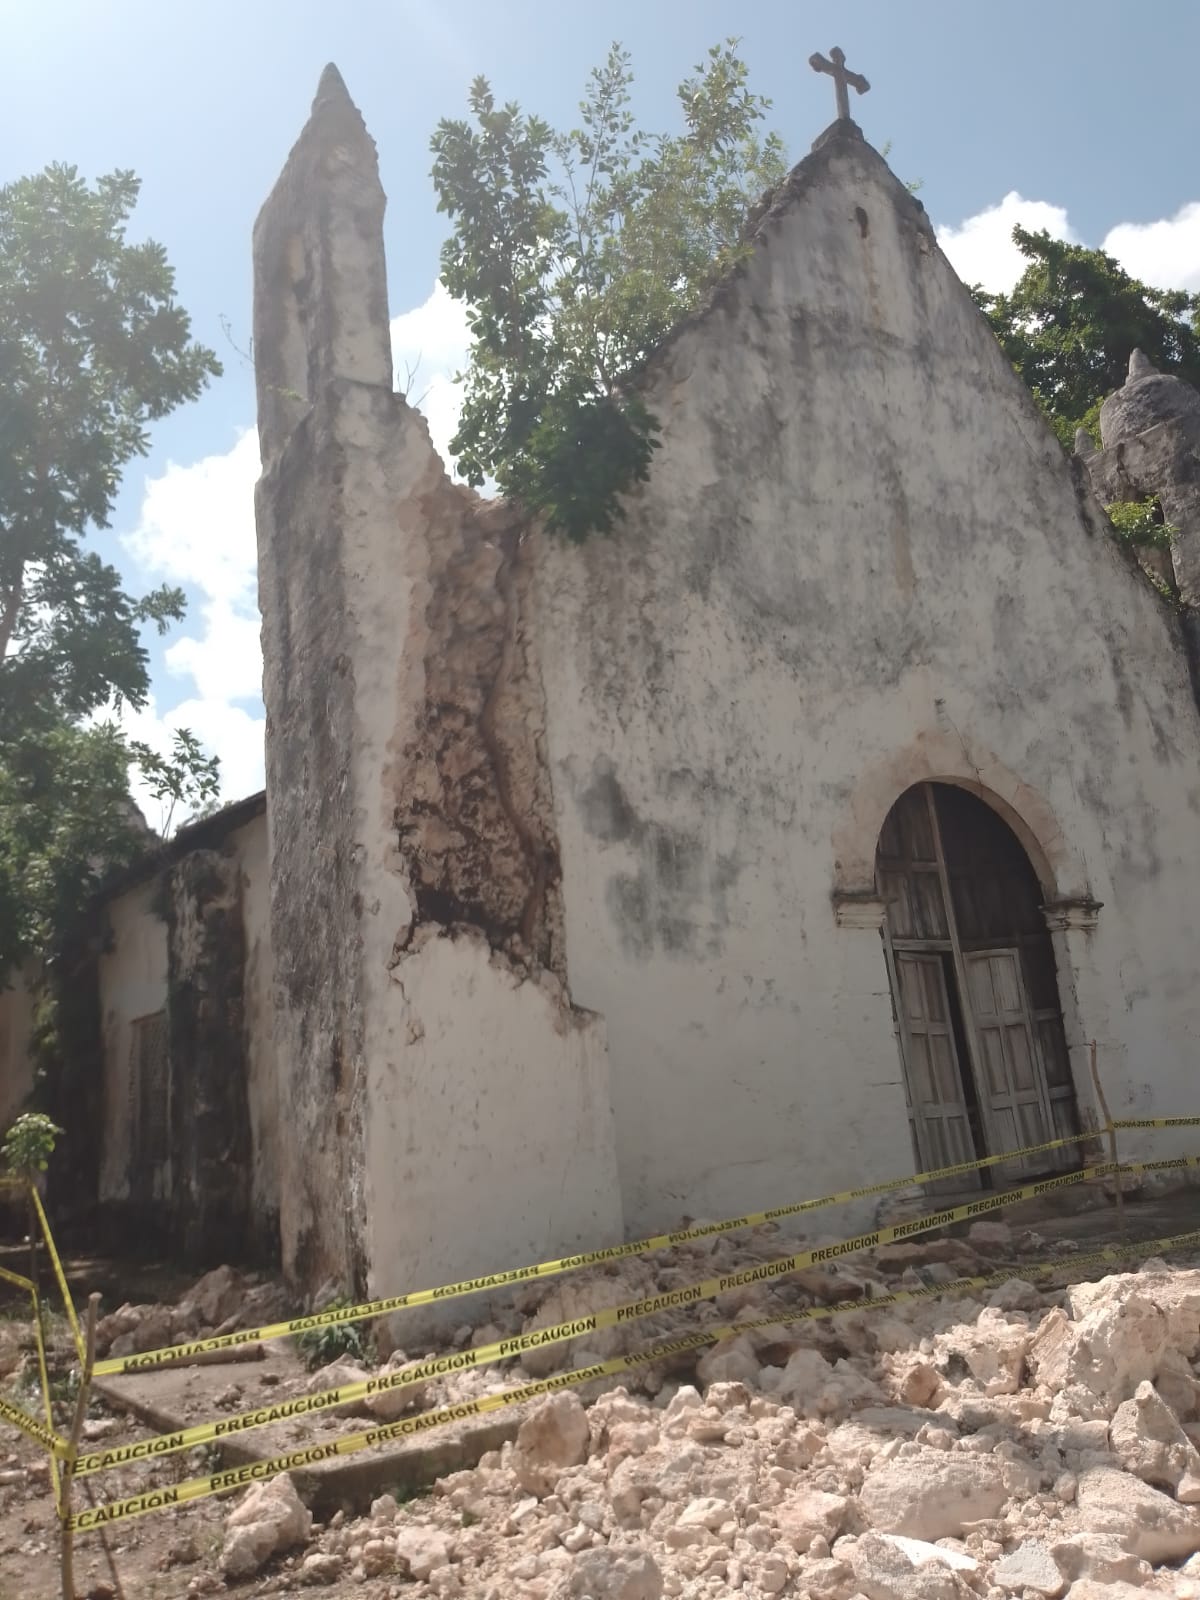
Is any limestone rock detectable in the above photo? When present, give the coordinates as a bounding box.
[897,1360,940,1407]
[305,1357,371,1416]
[876,1535,977,1574]
[1155,1346,1200,1421]
[299,1551,344,1585]
[363,1349,429,1421]
[1030,1293,1169,1405]
[774,1486,850,1550]
[1048,1532,1151,1587]
[1076,1465,1200,1562]
[361,1537,394,1576]
[1109,1380,1200,1500]
[105,1304,175,1358]
[220,1473,312,1578]
[393,1524,451,1581]
[966,1220,1013,1253]
[933,1307,1029,1395]
[555,1546,662,1600]
[189,1264,245,1325]
[1063,1584,1157,1600]
[514,1392,591,1497]
[847,1529,973,1600]
[987,1278,1043,1313]
[520,1263,658,1377]
[859,1446,1032,1539]
[696,1333,761,1389]
[675,1496,732,1532]
[991,1539,1064,1597]
[763,1345,884,1415]
[1067,1267,1200,1362]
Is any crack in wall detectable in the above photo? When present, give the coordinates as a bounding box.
[391,497,566,979]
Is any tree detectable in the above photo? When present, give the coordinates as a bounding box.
[0,165,222,974]
[431,39,787,541]
[972,228,1200,448]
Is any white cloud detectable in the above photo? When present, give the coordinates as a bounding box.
[121,428,264,809]
[1104,202,1200,293]
[119,283,470,816]
[390,281,471,468]
[125,427,260,605]
[936,192,1080,294]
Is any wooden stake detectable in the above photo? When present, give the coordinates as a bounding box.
[1090,1039,1127,1244]
[60,1292,99,1600]
[80,1476,128,1600]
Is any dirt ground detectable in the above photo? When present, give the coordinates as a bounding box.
[1,1182,1198,1600]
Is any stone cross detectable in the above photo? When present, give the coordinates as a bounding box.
[809,46,870,121]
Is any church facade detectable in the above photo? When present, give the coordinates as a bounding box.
[4,67,1200,1304]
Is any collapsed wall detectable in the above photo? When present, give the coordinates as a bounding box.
[253,67,621,1310]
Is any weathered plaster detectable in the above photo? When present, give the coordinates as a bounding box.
[533,124,1200,1227]
[97,882,168,1205]
[235,814,280,1254]
[166,847,252,1261]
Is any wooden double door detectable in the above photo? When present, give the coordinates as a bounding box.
[876,784,1078,1187]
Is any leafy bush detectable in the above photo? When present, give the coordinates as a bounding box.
[1,1112,63,1179]
[295,1300,368,1371]
[1106,495,1176,552]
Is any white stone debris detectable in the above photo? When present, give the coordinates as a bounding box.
[93,1261,292,1356]
[199,1241,1200,1599]
[220,1472,311,1578]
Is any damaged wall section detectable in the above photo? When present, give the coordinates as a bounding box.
[166,848,253,1263]
[253,66,622,1309]
[393,500,565,976]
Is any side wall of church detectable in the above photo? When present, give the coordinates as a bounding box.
[98,881,169,1208]
[91,811,277,1259]
[533,128,1200,1234]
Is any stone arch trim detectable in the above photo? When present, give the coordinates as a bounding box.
[831,734,1091,902]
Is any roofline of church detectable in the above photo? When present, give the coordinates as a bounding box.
[94,789,267,908]
[626,116,930,400]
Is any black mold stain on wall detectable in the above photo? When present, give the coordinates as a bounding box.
[166,849,253,1264]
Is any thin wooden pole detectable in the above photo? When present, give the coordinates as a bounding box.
[60,1292,99,1600]
[1089,1039,1127,1244]
[80,1476,128,1600]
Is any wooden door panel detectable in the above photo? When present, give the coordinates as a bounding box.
[894,952,979,1186]
[964,949,1057,1177]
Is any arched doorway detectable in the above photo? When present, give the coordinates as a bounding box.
[875,782,1079,1187]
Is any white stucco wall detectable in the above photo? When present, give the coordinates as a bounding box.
[341,392,624,1307]
[0,965,38,1130]
[228,812,279,1239]
[97,881,168,1202]
[364,932,620,1323]
[533,127,1200,1234]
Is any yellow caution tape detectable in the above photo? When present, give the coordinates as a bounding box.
[31,1289,64,1504]
[66,1221,1200,1533]
[78,1154,1180,1474]
[0,1393,69,1458]
[29,1187,84,1365]
[0,1264,35,1292]
[1114,1117,1200,1129]
[94,1127,1107,1378]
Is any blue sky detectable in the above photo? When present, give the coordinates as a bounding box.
[5,1,1200,817]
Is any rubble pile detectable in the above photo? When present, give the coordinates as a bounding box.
[213,1247,1200,1599]
[93,1264,292,1358]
